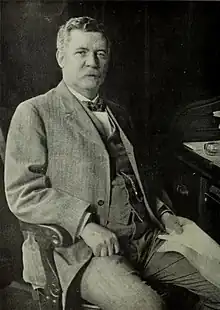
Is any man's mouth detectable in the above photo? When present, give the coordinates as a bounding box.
[84,73,100,78]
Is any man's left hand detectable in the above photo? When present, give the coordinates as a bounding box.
[161,212,183,234]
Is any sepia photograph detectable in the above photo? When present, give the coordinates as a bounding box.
[0,1,220,309]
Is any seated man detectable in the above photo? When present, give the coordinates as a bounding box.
[4,17,220,310]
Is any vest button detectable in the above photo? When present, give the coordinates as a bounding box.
[97,199,104,206]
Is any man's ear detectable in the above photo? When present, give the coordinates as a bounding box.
[56,50,65,68]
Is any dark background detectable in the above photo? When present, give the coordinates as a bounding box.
[1,0,220,280]
[1,1,220,135]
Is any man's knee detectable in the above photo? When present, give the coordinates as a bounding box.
[80,255,164,310]
[80,255,135,296]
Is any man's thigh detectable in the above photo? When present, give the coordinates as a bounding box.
[80,255,164,310]
[143,251,220,303]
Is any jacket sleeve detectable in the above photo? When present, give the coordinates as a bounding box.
[4,102,90,242]
[156,190,175,217]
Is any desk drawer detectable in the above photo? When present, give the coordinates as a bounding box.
[165,159,201,221]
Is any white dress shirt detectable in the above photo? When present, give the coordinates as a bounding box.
[67,85,112,136]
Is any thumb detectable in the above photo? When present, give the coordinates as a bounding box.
[158,234,170,241]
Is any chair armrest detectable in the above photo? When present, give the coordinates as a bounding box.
[19,222,73,248]
[19,221,73,308]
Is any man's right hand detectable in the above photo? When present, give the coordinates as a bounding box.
[80,222,120,257]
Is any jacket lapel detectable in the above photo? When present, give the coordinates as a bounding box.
[55,81,107,151]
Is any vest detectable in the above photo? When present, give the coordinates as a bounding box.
[88,107,150,239]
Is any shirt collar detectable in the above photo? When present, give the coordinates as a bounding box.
[67,85,99,104]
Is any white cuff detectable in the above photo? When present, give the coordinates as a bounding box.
[77,212,92,237]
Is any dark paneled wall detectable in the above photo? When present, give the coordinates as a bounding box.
[1,1,146,111]
[147,2,220,136]
[2,2,220,130]
[1,1,67,109]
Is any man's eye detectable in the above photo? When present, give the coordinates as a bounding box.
[76,51,87,56]
[97,51,107,58]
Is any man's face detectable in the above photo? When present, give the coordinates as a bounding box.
[57,29,109,97]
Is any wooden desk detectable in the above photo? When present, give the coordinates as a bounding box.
[176,141,220,189]
[183,141,220,168]
[165,142,220,244]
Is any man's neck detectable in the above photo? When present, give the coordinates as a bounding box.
[67,85,99,104]
[65,82,98,101]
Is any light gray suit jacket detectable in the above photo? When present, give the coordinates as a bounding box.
[5,81,165,302]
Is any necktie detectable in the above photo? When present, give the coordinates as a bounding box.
[82,99,106,112]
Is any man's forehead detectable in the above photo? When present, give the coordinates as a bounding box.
[68,29,108,49]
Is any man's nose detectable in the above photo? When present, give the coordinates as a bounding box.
[86,52,99,67]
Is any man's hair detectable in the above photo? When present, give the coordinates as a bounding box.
[57,16,109,52]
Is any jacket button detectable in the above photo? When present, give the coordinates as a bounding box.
[98,200,104,206]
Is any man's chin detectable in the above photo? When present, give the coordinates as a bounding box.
[81,80,100,90]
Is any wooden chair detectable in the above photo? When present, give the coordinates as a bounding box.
[19,221,199,310]
[19,221,101,310]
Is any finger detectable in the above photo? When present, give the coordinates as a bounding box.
[94,244,102,257]
[107,239,114,256]
[109,236,119,255]
[158,234,169,240]
[100,244,108,257]
[112,237,120,254]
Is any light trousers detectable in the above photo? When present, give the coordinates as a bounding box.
[80,249,220,310]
